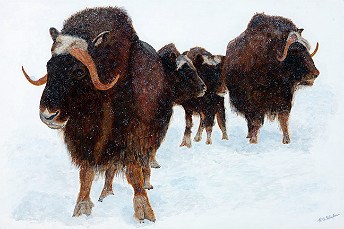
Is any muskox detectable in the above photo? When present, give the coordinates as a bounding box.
[22,7,205,222]
[221,13,319,144]
[179,47,228,147]
[145,43,207,167]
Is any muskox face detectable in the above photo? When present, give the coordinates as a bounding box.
[174,55,206,103]
[277,31,319,86]
[193,54,224,93]
[22,28,120,129]
[284,43,319,86]
[39,54,92,129]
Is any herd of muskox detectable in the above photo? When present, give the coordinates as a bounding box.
[22,7,319,222]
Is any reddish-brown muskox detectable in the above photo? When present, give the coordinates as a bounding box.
[22,7,205,222]
[221,13,319,144]
[179,47,228,148]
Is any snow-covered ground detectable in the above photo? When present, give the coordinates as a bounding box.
[0,0,343,228]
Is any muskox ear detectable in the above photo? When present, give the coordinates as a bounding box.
[93,31,110,47]
[298,28,304,35]
[49,27,60,42]
[194,54,204,66]
[169,52,177,63]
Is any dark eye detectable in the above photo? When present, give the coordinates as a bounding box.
[72,67,87,80]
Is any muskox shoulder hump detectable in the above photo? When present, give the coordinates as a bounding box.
[157,43,180,59]
[61,7,136,41]
[247,13,297,35]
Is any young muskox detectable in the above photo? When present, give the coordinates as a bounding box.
[22,7,205,222]
[145,44,207,168]
[221,13,319,144]
[179,47,228,147]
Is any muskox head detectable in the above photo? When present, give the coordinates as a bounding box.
[192,53,225,94]
[158,44,206,104]
[277,31,320,86]
[22,28,122,129]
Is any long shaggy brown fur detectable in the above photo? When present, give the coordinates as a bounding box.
[221,13,319,144]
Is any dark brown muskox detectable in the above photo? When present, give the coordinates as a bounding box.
[22,7,205,222]
[221,13,319,144]
[145,43,207,167]
[179,47,228,147]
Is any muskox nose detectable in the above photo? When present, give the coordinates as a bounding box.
[40,109,60,121]
[312,69,320,78]
[202,84,207,91]
[39,109,67,129]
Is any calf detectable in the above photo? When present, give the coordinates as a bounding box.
[180,47,228,148]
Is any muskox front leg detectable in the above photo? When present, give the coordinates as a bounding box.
[216,101,229,140]
[245,115,263,144]
[73,164,95,217]
[194,112,205,142]
[180,109,193,148]
[98,165,117,202]
[126,163,155,222]
[278,111,290,144]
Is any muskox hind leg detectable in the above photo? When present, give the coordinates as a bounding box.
[126,163,155,222]
[204,111,216,145]
[180,109,193,148]
[216,101,229,140]
[142,165,153,190]
[98,165,117,202]
[194,112,205,142]
[278,111,290,144]
[150,148,160,169]
[73,164,95,217]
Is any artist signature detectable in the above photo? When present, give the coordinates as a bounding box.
[318,213,340,222]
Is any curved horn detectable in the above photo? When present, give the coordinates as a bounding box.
[310,42,319,57]
[277,33,298,62]
[69,48,119,91]
[22,66,47,86]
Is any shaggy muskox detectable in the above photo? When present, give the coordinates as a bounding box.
[22,7,205,222]
[221,13,319,144]
[145,43,207,167]
[179,47,228,147]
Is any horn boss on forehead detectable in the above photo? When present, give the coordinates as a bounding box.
[277,31,319,62]
[23,31,120,90]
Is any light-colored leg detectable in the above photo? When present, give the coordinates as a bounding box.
[216,103,228,140]
[194,112,205,142]
[142,166,153,190]
[98,165,116,202]
[150,149,160,169]
[180,111,192,148]
[126,163,155,222]
[278,111,290,144]
[248,119,261,144]
[73,164,95,217]
[205,126,213,145]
